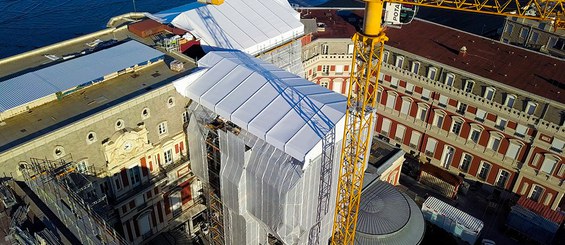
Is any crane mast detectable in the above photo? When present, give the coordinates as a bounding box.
[331,0,564,244]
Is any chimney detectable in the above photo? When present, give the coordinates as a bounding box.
[459,46,467,57]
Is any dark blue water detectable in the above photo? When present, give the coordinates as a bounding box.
[0,0,354,58]
[0,0,499,59]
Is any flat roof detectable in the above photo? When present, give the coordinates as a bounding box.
[174,50,346,161]
[0,40,164,112]
[302,9,565,105]
[0,26,197,153]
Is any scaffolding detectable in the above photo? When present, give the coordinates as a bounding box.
[257,38,306,78]
[20,156,128,245]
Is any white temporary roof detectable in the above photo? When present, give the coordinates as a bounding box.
[149,0,303,55]
[422,196,484,233]
[174,51,346,161]
[0,40,164,112]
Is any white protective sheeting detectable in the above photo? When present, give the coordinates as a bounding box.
[174,51,346,162]
[166,0,304,55]
[0,40,163,112]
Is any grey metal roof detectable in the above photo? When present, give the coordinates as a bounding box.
[422,196,484,233]
[355,181,425,245]
[0,40,164,112]
[357,180,411,235]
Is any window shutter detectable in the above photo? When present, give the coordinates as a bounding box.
[505,142,520,159]
[425,138,437,152]
[541,157,557,174]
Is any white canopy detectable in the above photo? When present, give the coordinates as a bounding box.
[150,0,303,55]
[174,51,346,161]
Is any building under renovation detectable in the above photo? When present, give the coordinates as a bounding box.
[174,50,345,244]
[0,1,426,244]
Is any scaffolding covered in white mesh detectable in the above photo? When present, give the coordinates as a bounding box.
[188,112,341,244]
[258,39,305,78]
[178,50,346,244]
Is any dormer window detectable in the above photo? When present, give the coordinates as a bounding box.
[525,101,537,115]
[395,56,404,68]
[427,67,437,80]
[484,87,496,101]
[411,61,420,74]
[464,80,474,93]
[504,94,516,108]
[445,73,455,86]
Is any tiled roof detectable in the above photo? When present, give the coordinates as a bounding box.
[517,195,565,224]
[302,9,565,104]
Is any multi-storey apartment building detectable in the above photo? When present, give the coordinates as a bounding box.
[500,17,565,58]
[0,25,205,243]
[301,9,565,211]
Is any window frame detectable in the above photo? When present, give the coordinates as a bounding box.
[182,111,190,124]
[525,101,537,115]
[395,56,404,68]
[504,94,516,108]
[417,104,428,121]
[400,98,411,115]
[427,67,437,80]
[141,107,150,120]
[411,61,420,74]
[540,155,558,175]
[164,149,173,165]
[477,161,491,180]
[451,118,463,135]
[385,91,397,109]
[506,23,514,34]
[433,110,445,128]
[496,117,508,130]
[475,108,486,122]
[484,87,496,101]
[459,153,473,173]
[469,125,482,143]
[86,131,97,144]
[445,73,455,86]
[158,121,168,136]
[167,97,175,108]
[519,27,529,39]
[496,169,511,188]
[464,80,474,93]
[405,82,414,94]
[488,133,503,151]
[382,51,389,64]
[529,184,544,202]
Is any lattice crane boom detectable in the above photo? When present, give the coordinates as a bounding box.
[331,0,564,244]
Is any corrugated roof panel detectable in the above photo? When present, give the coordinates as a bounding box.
[0,40,163,113]
[517,195,565,224]
[0,73,58,111]
[422,196,484,232]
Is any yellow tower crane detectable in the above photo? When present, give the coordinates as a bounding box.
[331,0,564,244]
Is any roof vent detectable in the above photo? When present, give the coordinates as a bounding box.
[459,46,467,57]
